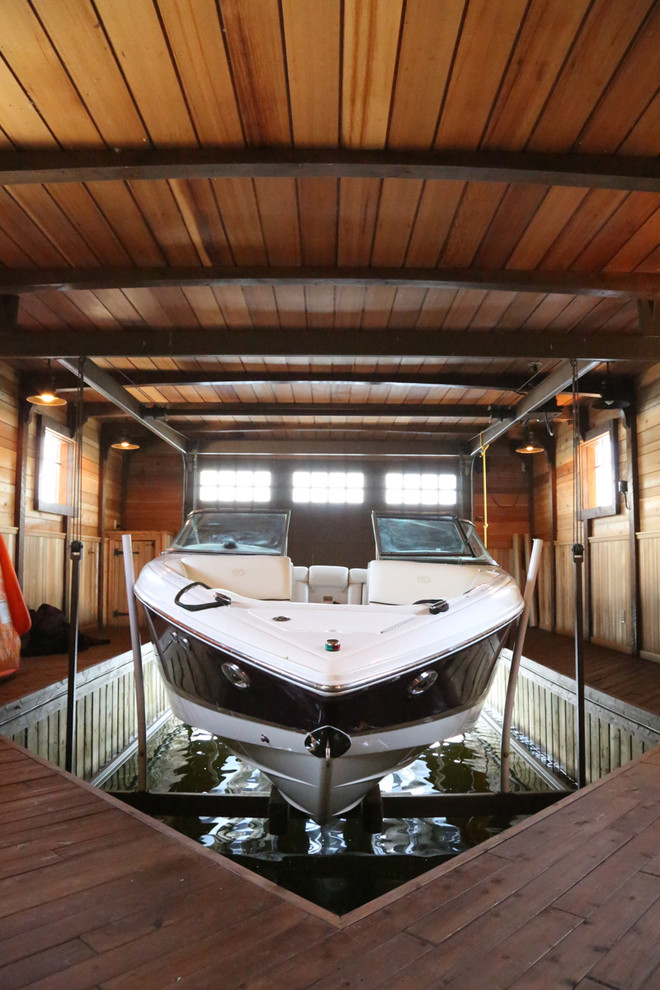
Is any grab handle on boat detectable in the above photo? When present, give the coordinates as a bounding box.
[414,599,449,614]
[174,581,232,611]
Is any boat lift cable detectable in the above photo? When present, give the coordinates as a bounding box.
[479,432,489,548]
[65,358,86,774]
[571,361,587,788]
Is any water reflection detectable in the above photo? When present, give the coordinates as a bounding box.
[104,711,564,913]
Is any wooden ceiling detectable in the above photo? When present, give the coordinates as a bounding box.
[1,0,659,453]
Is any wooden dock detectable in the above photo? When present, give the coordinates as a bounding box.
[1,732,660,989]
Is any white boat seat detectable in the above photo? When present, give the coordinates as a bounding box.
[348,567,368,604]
[308,564,349,603]
[292,565,309,602]
[367,559,484,605]
[180,554,293,601]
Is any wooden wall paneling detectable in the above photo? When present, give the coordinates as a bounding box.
[13,394,29,586]
[554,542,575,635]
[23,531,66,611]
[624,398,642,656]
[638,532,660,661]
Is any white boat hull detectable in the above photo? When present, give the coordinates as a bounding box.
[166,686,487,822]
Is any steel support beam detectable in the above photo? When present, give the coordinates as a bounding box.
[1,329,653,362]
[2,264,659,299]
[58,358,189,453]
[0,147,659,193]
[468,360,600,455]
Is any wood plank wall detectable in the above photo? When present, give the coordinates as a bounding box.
[0,361,123,625]
[489,653,660,784]
[0,644,168,782]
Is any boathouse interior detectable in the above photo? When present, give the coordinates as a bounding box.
[2,2,660,986]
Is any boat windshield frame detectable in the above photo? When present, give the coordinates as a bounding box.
[371,511,495,564]
[168,508,291,556]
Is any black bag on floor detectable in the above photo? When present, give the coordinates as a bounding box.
[20,603,109,656]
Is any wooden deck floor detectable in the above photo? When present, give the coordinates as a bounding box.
[1,734,660,989]
[0,628,132,708]
[524,629,660,718]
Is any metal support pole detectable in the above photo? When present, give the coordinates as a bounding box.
[122,533,148,791]
[65,539,83,774]
[500,538,543,792]
[573,541,587,788]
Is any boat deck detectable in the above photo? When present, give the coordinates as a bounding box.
[2,732,660,988]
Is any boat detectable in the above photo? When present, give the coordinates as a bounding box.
[134,508,524,825]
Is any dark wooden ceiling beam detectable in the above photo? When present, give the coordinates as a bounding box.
[85,401,507,420]
[5,328,654,362]
[1,148,659,193]
[5,264,659,299]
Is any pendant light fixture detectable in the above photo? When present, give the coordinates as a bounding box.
[111,437,140,450]
[592,363,630,410]
[26,360,67,407]
[515,423,544,454]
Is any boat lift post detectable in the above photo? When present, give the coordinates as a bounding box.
[122,533,148,792]
[500,538,543,793]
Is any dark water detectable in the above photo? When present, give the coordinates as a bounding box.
[105,712,565,914]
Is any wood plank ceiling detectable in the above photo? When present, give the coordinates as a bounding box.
[0,0,659,452]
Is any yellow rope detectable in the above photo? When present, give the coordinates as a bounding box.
[480,433,489,548]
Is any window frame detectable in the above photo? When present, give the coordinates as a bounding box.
[291,468,365,505]
[197,467,273,505]
[579,420,619,521]
[35,415,76,516]
[384,470,458,508]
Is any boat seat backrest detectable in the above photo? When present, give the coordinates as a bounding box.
[292,565,309,602]
[180,554,293,601]
[307,564,349,603]
[366,560,484,605]
[348,567,368,604]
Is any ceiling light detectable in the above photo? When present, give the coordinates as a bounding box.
[27,361,66,406]
[111,438,140,450]
[592,363,630,410]
[515,425,544,454]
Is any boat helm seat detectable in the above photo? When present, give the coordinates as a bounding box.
[179,554,293,601]
[366,559,485,605]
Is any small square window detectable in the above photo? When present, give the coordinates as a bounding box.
[291,469,364,505]
[198,468,272,504]
[385,471,457,507]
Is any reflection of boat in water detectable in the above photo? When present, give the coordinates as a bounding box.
[134,509,524,824]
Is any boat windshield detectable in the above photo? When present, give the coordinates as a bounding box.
[170,509,290,555]
[372,512,494,563]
